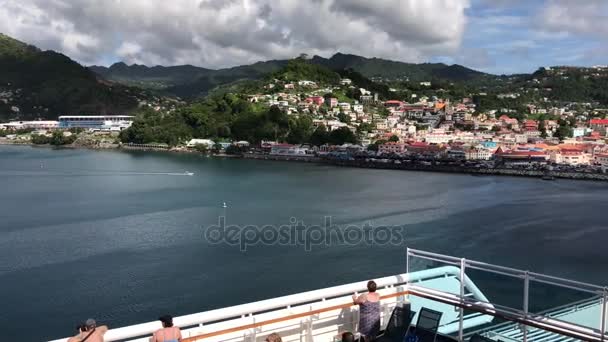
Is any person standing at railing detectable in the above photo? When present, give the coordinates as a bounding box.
[352,280,381,342]
[151,315,182,342]
[68,319,108,342]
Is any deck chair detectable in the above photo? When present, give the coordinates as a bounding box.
[410,307,443,342]
[375,305,416,342]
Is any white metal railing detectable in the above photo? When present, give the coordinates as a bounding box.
[49,271,417,342]
[407,248,608,342]
[48,248,608,342]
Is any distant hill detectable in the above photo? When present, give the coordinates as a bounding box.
[89,53,492,99]
[312,53,489,81]
[165,60,288,98]
[89,62,213,89]
[0,33,149,120]
[91,60,289,98]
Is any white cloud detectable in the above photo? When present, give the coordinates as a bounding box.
[539,0,608,36]
[0,0,470,67]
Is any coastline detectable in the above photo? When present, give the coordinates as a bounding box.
[242,153,608,182]
[3,139,607,182]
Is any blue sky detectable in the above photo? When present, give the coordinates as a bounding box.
[1,0,606,75]
[440,0,608,74]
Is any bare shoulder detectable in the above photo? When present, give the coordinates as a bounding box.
[98,325,109,334]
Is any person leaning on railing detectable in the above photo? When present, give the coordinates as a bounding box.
[67,319,108,342]
[150,315,182,342]
[352,280,381,342]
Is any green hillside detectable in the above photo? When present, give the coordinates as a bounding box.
[0,33,156,120]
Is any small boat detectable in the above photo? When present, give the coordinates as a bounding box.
[184,171,194,176]
[541,175,555,181]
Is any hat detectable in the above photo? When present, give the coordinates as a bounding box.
[85,319,96,328]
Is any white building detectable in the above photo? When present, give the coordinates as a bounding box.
[0,120,59,130]
[270,144,309,156]
[58,115,133,131]
[187,139,215,148]
[466,147,493,160]
[338,103,351,111]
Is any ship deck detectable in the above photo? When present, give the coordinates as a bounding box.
[48,249,608,342]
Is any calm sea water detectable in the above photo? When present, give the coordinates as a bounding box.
[1,145,608,341]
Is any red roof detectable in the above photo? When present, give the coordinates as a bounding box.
[590,119,608,125]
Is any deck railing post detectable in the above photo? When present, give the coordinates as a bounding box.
[406,247,410,275]
[459,258,465,342]
[601,287,607,342]
[523,271,529,342]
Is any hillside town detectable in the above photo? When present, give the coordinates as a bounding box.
[3,65,608,175]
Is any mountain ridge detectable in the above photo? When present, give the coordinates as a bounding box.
[90,53,491,98]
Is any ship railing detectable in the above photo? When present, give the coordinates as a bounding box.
[407,248,608,342]
[49,264,490,342]
[49,248,608,342]
[48,271,416,342]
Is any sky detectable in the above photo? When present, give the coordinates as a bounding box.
[0,0,606,75]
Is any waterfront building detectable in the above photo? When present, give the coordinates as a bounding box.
[550,149,591,165]
[494,148,549,165]
[0,120,59,130]
[270,144,309,156]
[378,142,407,155]
[465,146,493,160]
[186,139,215,148]
[58,115,133,131]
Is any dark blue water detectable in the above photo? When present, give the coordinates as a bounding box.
[1,145,608,341]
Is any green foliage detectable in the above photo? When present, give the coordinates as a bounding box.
[272,58,340,84]
[388,135,399,142]
[316,53,488,82]
[309,125,329,146]
[337,69,390,99]
[31,134,50,144]
[286,116,314,144]
[0,33,141,120]
[193,144,208,154]
[539,120,548,138]
[328,127,358,145]
[31,131,76,145]
[225,144,250,155]
[357,122,374,133]
[367,139,387,151]
[555,119,574,140]
[337,112,351,124]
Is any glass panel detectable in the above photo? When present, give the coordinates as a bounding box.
[464,267,524,312]
[528,278,601,332]
[465,317,580,342]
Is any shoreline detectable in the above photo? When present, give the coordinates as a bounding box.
[3,139,607,182]
[242,153,608,182]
